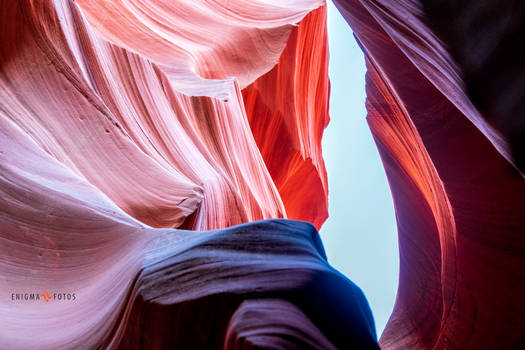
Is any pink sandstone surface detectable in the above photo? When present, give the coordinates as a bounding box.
[1,0,524,349]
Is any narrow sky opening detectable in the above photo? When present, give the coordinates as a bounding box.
[320,1,400,337]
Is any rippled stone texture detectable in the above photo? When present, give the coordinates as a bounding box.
[0,0,379,348]
[0,107,378,347]
[242,6,330,229]
[334,0,525,348]
[2,0,524,348]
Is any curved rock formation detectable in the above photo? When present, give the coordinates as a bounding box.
[422,0,525,172]
[1,0,375,348]
[0,113,378,347]
[2,0,524,348]
[242,6,330,229]
[118,220,378,349]
[333,0,525,348]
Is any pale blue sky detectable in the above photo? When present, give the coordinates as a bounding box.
[320,1,399,337]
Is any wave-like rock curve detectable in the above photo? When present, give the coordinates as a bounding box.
[334,0,525,348]
[1,0,524,349]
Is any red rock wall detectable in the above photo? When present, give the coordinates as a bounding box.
[242,6,330,229]
[2,0,524,348]
[334,0,525,348]
[1,0,366,348]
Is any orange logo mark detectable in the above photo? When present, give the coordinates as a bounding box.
[41,291,51,302]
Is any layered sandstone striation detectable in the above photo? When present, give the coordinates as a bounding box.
[1,0,524,349]
[334,0,525,348]
[0,0,378,348]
